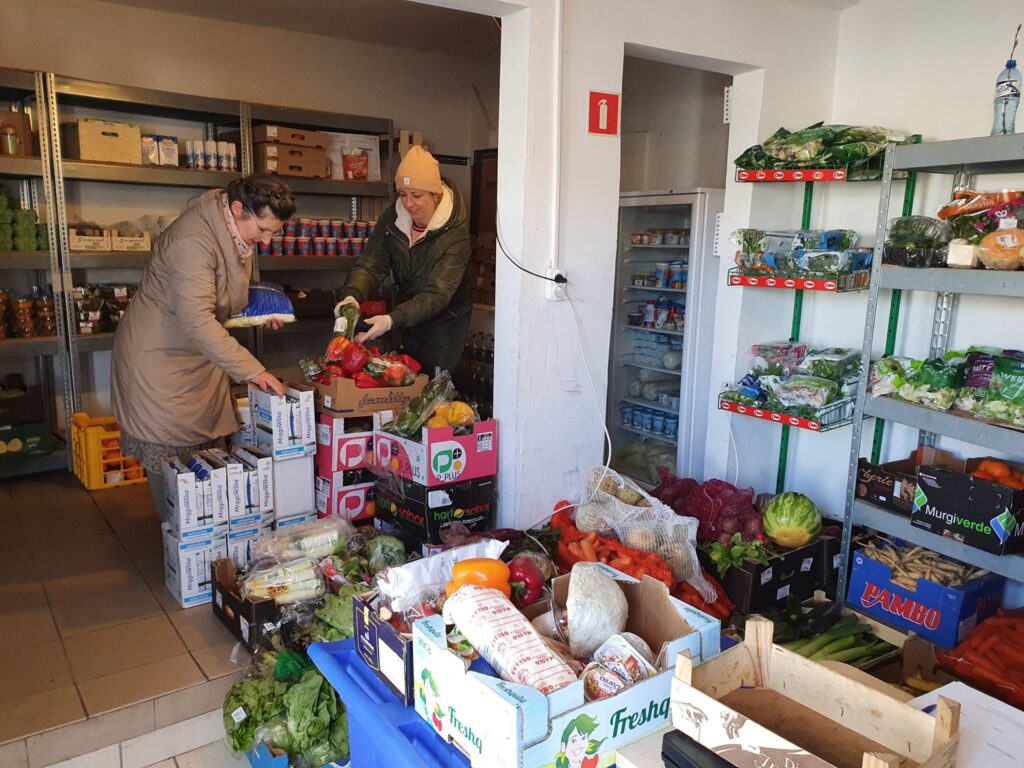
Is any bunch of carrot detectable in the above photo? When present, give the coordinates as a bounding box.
[550,501,674,588]
[936,609,1024,707]
[673,569,735,622]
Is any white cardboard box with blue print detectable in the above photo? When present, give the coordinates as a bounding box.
[412,563,721,768]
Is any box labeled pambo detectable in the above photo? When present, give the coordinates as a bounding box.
[316,374,428,418]
[315,475,376,523]
[315,412,372,474]
[847,548,1004,648]
[374,417,498,488]
[376,474,495,545]
[912,458,1024,555]
[249,382,315,460]
[163,523,227,608]
[412,565,721,768]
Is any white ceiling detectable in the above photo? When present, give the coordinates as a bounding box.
[103,0,501,58]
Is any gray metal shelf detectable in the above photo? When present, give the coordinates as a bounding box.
[0,445,69,480]
[853,499,1024,581]
[249,104,391,135]
[51,76,240,122]
[0,336,60,356]
[61,160,240,188]
[283,177,390,197]
[259,256,356,271]
[69,252,150,269]
[75,332,115,352]
[0,155,44,178]
[893,134,1024,175]
[863,396,1024,456]
[0,251,52,270]
[0,69,38,99]
[878,265,1024,298]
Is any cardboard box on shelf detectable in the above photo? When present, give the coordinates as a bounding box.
[271,453,315,521]
[211,558,279,651]
[254,142,326,167]
[847,547,1004,648]
[374,416,498,488]
[0,112,34,156]
[375,474,495,545]
[315,373,427,418]
[0,420,54,460]
[163,523,227,609]
[412,564,721,768]
[110,230,150,252]
[394,130,422,159]
[249,382,315,460]
[315,475,376,522]
[254,150,328,179]
[61,118,142,164]
[68,228,112,252]
[856,448,959,515]
[913,458,1024,556]
[250,124,329,148]
[323,131,382,183]
[315,411,373,474]
[0,386,46,426]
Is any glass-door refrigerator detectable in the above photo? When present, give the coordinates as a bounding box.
[608,188,724,488]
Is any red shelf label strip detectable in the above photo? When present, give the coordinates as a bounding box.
[735,168,848,182]
[727,274,840,292]
[718,399,822,432]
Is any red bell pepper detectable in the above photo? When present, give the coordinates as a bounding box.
[353,371,382,389]
[507,554,545,608]
[341,341,371,374]
[382,363,411,387]
[400,354,422,375]
[325,335,350,363]
[369,346,381,356]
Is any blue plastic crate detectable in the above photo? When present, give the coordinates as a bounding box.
[308,638,470,768]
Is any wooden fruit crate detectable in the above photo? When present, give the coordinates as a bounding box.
[670,618,960,768]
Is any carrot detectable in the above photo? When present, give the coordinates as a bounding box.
[972,471,997,482]
[977,634,1001,655]
[568,542,583,558]
[978,459,1011,479]
[609,557,632,569]
[964,649,1005,678]
[579,538,598,562]
[995,641,1024,667]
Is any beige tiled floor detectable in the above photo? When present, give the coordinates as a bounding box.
[0,471,249,745]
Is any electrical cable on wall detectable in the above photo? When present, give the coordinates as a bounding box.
[495,217,567,284]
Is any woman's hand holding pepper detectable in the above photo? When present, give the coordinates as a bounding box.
[333,296,360,317]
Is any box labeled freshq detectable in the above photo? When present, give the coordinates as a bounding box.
[847,548,1004,647]
[374,417,498,487]
[912,458,1024,555]
[412,565,721,768]
[375,474,495,545]
[248,382,315,460]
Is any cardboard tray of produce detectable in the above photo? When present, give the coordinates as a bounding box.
[671,618,961,768]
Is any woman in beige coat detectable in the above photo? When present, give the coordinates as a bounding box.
[112,176,295,517]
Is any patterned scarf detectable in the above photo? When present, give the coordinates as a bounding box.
[219,192,253,264]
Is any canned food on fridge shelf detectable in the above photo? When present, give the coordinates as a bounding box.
[665,415,679,437]
[652,413,665,434]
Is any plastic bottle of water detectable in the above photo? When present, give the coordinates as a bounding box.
[991,58,1022,135]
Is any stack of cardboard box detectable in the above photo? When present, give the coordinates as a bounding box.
[313,411,376,522]
[251,124,328,179]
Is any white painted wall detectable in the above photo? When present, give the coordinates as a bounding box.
[0,0,499,414]
[620,57,731,192]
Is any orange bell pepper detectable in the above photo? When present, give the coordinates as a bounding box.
[446,558,511,599]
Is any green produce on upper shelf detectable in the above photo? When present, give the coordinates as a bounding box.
[734,123,912,177]
[799,348,861,382]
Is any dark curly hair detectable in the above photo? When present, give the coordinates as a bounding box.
[227,175,296,220]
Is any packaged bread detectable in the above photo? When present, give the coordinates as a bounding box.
[978,228,1024,271]
[443,585,577,694]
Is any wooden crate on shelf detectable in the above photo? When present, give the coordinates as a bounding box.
[670,618,960,768]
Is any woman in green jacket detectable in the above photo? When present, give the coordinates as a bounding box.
[338,146,472,373]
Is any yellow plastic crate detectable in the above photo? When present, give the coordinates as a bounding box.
[70,412,146,490]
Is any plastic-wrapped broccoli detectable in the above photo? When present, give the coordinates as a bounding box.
[368,535,407,574]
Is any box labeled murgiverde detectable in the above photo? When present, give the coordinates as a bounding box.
[315,475,376,522]
[912,458,1024,555]
[315,412,372,474]
[847,548,1004,648]
[231,444,274,517]
[163,523,227,609]
[248,382,315,460]
[374,417,498,487]
[857,448,960,515]
[316,374,428,418]
[375,474,495,545]
[412,565,721,768]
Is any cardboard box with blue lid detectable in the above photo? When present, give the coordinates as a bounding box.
[411,563,721,768]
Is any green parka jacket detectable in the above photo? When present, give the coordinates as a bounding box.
[342,182,472,373]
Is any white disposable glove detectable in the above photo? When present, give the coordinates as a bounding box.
[333,296,360,317]
[355,314,393,343]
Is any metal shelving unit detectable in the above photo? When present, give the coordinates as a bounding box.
[0,68,71,478]
[60,160,241,188]
[258,256,358,271]
[68,252,150,269]
[839,136,1024,602]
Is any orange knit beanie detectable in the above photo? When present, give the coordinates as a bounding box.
[395,146,442,194]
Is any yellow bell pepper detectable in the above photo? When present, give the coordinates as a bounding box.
[446,558,511,599]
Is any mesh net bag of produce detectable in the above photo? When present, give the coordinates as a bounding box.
[575,468,716,601]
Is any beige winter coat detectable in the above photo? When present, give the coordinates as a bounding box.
[111,190,264,445]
